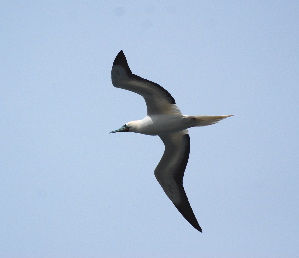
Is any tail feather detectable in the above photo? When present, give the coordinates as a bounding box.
[189,115,233,127]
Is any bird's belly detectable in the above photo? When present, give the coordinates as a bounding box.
[138,116,188,135]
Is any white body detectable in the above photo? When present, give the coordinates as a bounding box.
[131,115,190,135]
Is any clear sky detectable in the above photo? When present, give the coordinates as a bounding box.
[1,1,298,257]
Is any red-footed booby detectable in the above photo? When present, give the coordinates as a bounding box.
[110,50,233,232]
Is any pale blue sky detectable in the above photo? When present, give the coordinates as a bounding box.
[1,1,298,257]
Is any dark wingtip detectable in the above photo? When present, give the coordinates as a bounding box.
[113,50,132,74]
[113,50,125,66]
[197,225,203,233]
[175,202,202,233]
[190,218,202,232]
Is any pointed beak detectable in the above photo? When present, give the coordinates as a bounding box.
[110,124,129,134]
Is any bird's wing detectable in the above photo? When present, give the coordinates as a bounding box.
[155,130,202,232]
[111,50,182,116]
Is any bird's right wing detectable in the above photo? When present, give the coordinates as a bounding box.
[111,51,182,116]
[155,131,202,232]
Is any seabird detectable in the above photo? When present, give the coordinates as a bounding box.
[110,50,232,232]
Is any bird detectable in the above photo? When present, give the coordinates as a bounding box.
[110,50,232,232]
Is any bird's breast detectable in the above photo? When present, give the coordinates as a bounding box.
[136,115,188,135]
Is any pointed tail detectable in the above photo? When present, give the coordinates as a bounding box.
[188,115,233,127]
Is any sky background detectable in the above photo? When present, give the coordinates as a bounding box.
[1,1,298,257]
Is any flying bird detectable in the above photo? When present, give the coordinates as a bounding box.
[110,50,232,232]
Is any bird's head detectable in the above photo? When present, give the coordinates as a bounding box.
[110,121,138,134]
[110,123,130,133]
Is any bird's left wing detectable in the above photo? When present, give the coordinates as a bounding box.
[111,51,182,115]
[155,131,202,232]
